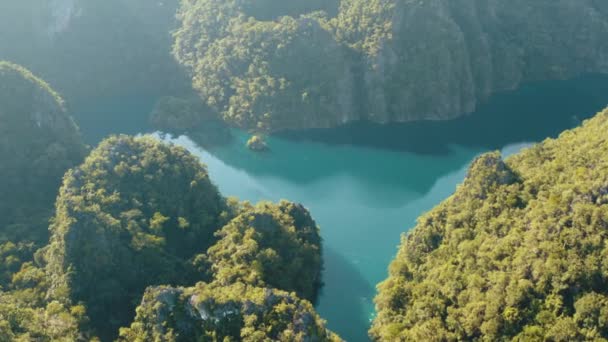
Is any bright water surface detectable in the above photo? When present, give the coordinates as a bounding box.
[74,75,608,341]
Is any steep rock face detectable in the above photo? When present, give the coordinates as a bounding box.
[174,1,358,132]
[371,109,608,340]
[0,61,86,245]
[177,0,608,132]
[357,0,608,123]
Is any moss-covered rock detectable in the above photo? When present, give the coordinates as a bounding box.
[174,0,356,132]
[0,293,89,342]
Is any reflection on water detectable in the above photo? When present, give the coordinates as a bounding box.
[75,74,608,341]
[167,133,533,342]
[278,74,608,155]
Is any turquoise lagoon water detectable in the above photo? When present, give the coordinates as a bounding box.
[73,75,608,341]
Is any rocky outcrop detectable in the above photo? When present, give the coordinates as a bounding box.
[118,283,342,341]
[357,0,608,123]
[176,0,608,132]
[45,135,225,339]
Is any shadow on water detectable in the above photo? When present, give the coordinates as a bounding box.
[277,74,608,155]
[318,247,374,342]
[203,131,478,197]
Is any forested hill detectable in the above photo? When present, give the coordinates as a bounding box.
[175,0,608,132]
[0,60,85,267]
[372,108,608,341]
[0,62,338,340]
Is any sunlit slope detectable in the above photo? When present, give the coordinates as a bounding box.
[372,108,608,340]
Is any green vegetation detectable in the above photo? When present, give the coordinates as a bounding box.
[115,197,329,340]
[0,288,89,342]
[206,201,323,302]
[175,0,608,132]
[0,61,85,284]
[0,61,91,341]
[119,282,341,342]
[372,109,608,341]
[0,58,335,342]
[0,61,85,246]
[26,134,331,340]
[246,135,269,151]
[173,0,356,133]
[44,135,226,338]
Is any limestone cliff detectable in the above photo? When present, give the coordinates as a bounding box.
[354,0,608,123]
[176,0,608,131]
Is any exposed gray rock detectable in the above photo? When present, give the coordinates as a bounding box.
[357,0,608,124]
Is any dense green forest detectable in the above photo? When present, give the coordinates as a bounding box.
[174,0,608,133]
[2,1,608,341]
[0,63,337,340]
[372,109,608,341]
[0,61,88,341]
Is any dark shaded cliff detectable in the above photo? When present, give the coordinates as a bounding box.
[0,0,188,103]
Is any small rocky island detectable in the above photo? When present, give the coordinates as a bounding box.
[246,134,269,152]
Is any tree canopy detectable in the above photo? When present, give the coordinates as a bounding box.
[44,135,226,339]
[174,0,608,132]
[173,0,357,133]
[0,61,91,341]
[372,108,608,341]
[0,61,86,246]
[206,201,323,302]
[32,134,332,340]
